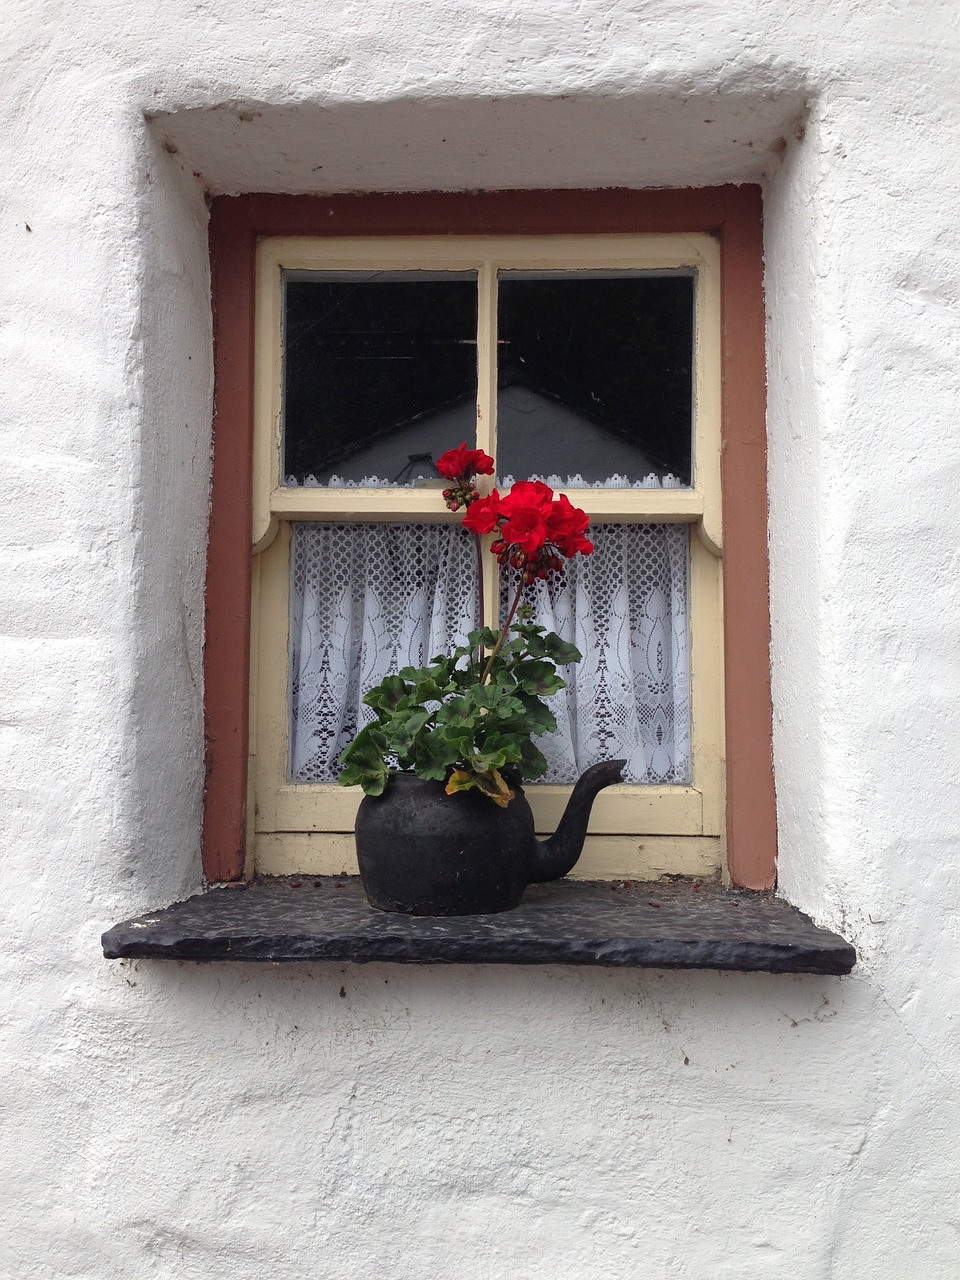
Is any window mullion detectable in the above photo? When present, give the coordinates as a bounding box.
[476,259,497,463]
[477,260,499,631]
[481,539,499,632]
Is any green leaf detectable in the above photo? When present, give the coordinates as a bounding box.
[433,724,475,757]
[338,725,390,794]
[363,675,412,715]
[512,660,566,696]
[517,630,547,658]
[436,695,471,723]
[358,768,390,796]
[451,665,478,689]
[400,657,456,688]
[413,732,462,781]
[411,677,455,705]
[518,739,549,780]
[468,627,501,649]
[467,685,526,716]
[542,632,582,665]
[473,734,523,772]
[464,684,504,711]
[337,761,369,788]
[498,634,528,660]
[383,707,433,755]
[339,724,386,767]
[396,665,426,682]
[510,694,557,735]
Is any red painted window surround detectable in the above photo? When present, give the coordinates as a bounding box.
[203,187,776,890]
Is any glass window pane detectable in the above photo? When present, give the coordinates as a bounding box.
[496,271,694,487]
[283,271,478,486]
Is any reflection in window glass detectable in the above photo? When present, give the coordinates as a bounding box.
[496,271,694,485]
[282,271,478,485]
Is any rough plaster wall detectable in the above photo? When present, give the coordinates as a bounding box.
[1,1,958,1277]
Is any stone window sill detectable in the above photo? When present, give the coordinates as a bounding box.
[102,877,855,975]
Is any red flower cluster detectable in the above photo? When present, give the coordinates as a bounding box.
[436,442,495,480]
[463,479,594,581]
[436,442,496,512]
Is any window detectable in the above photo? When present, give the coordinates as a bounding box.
[250,234,719,879]
[203,190,776,890]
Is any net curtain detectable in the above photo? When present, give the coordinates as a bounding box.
[289,522,690,787]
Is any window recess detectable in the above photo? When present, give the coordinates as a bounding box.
[108,188,827,966]
[249,234,723,883]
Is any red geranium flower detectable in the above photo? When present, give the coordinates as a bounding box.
[546,493,594,558]
[554,530,594,558]
[546,493,588,537]
[436,442,495,481]
[462,491,502,535]
[446,451,592,585]
[498,479,554,515]
[501,505,549,556]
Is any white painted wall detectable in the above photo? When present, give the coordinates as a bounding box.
[1,2,958,1275]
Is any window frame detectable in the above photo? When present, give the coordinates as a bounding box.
[253,235,721,880]
[204,188,775,890]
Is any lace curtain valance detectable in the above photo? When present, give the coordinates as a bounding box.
[286,472,687,490]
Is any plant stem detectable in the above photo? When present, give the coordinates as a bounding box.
[480,577,525,685]
[473,533,486,674]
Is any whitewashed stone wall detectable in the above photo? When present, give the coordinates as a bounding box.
[2,2,958,1276]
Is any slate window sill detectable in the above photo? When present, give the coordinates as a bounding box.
[102,877,855,975]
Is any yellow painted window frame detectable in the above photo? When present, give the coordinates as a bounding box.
[248,234,724,882]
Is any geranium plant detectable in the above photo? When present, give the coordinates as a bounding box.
[337,444,594,806]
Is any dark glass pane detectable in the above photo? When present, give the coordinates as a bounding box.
[496,272,694,485]
[283,272,478,485]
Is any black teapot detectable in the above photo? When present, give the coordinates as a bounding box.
[355,760,625,915]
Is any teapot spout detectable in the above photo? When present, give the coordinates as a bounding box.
[529,759,626,884]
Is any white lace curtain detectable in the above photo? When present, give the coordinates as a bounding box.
[289,522,690,786]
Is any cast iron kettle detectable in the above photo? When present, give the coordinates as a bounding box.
[355,759,626,915]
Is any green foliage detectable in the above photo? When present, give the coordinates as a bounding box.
[338,623,582,803]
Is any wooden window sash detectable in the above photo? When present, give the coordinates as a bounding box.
[249,234,722,880]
